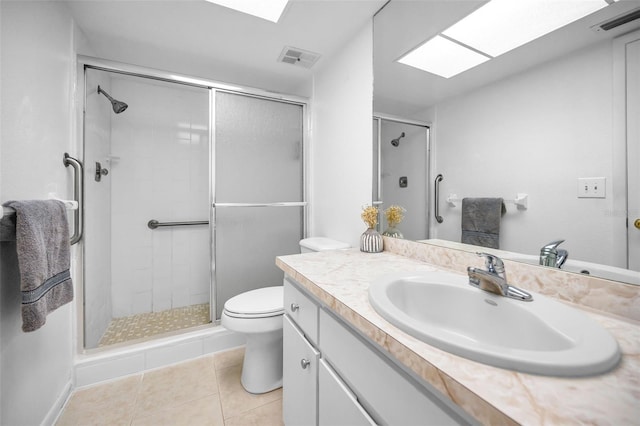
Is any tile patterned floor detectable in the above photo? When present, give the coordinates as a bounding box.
[99,304,211,347]
[56,347,283,426]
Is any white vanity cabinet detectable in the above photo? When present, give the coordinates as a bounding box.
[318,359,376,425]
[283,278,320,425]
[283,276,474,426]
[283,315,319,426]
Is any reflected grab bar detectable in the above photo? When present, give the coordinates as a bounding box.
[434,174,444,224]
[148,220,209,229]
[63,153,84,245]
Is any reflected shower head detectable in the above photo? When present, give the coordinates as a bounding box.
[391,132,405,147]
[97,85,128,114]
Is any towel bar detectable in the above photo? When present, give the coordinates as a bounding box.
[1,199,78,219]
[0,199,79,243]
[446,193,528,209]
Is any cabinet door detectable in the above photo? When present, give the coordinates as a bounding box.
[283,314,319,426]
[319,310,472,425]
[284,278,319,344]
[319,359,376,426]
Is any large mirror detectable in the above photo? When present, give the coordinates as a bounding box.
[373,0,640,285]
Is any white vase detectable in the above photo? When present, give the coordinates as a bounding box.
[360,228,383,253]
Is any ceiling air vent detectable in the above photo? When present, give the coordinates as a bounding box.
[592,7,640,32]
[278,46,321,69]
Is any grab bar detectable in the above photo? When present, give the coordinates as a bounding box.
[434,174,444,224]
[147,220,209,229]
[63,153,83,245]
[212,202,307,208]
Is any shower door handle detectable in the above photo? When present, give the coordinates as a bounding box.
[212,202,307,208]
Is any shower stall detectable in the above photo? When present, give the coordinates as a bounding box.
[82,61,305,350]
[373,116,430,240]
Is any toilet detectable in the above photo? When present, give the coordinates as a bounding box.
[221,237,350,394]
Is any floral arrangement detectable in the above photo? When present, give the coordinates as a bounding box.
[361,205,379,229]
[384,205,406,227]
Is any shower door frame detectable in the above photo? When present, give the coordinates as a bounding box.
[78,55,308,351]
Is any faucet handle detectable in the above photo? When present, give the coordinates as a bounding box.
[541,239,565,252]
[476,252,505,274]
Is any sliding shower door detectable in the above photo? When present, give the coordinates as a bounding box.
[83,68,211,349]
[213,91,304,318]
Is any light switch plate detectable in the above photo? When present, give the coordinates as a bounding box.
[577,177,606,198]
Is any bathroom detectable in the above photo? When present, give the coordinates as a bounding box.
[1,0,639,425]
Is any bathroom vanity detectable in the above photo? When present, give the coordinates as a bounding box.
[282,276,474,425]
[276,239,640,425]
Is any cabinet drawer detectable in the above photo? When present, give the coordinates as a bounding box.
[319,359,376,426]
[319,309,471,426]
[283,315,319,426]
[284,277,319,344]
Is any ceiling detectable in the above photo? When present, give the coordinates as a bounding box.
[64,0,386,97]
[374,0,640,118]
[63,0,640,113]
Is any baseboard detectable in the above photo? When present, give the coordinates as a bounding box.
[42,379,73,426]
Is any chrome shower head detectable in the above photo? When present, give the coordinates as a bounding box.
[391,132,405,147]
[97,85,128,114]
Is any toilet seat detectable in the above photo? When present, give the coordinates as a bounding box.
[223,286,284,319]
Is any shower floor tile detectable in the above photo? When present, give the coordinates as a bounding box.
[98,303,211,347]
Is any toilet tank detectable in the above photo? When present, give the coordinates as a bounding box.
[299,237,350,253]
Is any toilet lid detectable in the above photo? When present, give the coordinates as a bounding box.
[224,286,284,317]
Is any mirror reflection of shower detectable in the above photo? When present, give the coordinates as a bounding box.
[98,85,128,114]
[391,131,405,147]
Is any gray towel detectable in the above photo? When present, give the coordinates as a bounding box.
[461,198,506,249]
[2,200,73,332]
[0,211,16,241]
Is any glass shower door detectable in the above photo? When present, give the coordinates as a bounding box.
[83,68,211,349]
[213,91,304,318]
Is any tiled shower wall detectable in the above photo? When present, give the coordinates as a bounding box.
[109,77,210,318]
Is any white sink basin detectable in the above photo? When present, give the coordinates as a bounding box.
[369,271,620,376]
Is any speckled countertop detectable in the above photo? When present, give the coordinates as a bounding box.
[276,242,640,425]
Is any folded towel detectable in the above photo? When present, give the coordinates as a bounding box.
[2,200,73,332]
[461,197,506,249]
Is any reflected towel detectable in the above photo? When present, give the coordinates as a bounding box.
[2,200,73,332]
[461,198,506,249]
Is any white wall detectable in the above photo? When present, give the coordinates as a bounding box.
[430,41,620,266]
[310,21,373,248]
[0,1,77,424]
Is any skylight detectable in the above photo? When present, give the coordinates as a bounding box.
[204,0,289,23]
[398,36,490,79]
[398,0,612,79]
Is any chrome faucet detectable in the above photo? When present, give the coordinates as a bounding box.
[467,253,533,301]
[539,240,569,268]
